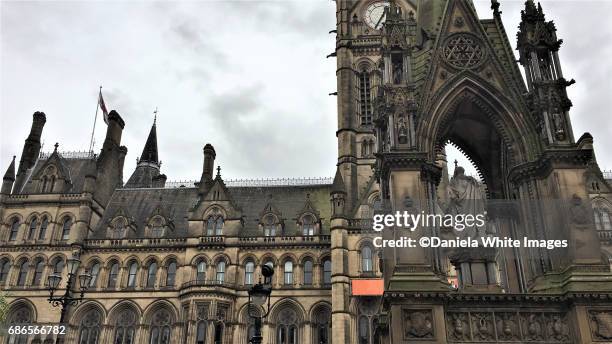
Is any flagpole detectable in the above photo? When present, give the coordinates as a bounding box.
[89,86,102,153]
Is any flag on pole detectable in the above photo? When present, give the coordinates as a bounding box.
[98,88,109,124]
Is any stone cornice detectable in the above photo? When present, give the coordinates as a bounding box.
[508,148,593,185]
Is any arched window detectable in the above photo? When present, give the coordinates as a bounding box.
[0,258,10,284]
[32,258,45,286]
[78,309,102,344]
[108,262,119,288]
[149,309,172,344]
[214,322,224,344]
[358,70,372,126]
[61,217,72,240]
[216,261,225,283]
[38,216,48,240]
[6,305,33,344]
[276,308,298,344]
[322,259,331,285]
[245,261,254,285]
[17,260,29,286]
[151,217,165,238]
[263,215,276,237]
[147,262,158,288]
[113,217,127,239]
[166,261,177,287]
[196,305,207,344]
[196,260,207,283]
[52,257,64,274]
[113,308,137,344]
[358,316,371,344]
[89,263,100,288]
[284,261,294,285]
[206,217,215,236]
[9,218,20,241]
[303,260,313,286]
[28,217,38,240]
[302,215,315,236]
[594,207,612,231]
[361,246,373,272]
[215,217,224,236]
[127,262,138,288]
[312,307,331,344]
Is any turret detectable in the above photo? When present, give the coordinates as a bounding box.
[94,110,127,205]
[1,156,16,194]
[330,167,347,217]
[125,119,163,188]
[517,0,575,145]
[13,112,46,192]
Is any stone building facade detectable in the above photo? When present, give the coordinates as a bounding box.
[1,0,612,344]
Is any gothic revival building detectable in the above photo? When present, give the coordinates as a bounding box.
[1,0,612,343]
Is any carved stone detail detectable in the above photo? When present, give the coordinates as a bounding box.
[589,310,612,341]
[403,309,434,339]
[446,311,572,342]
[442,33,486,69]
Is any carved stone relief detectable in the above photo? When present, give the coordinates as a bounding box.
[446,311,571,342]
[403,309,434,340]
[589,310,612,341]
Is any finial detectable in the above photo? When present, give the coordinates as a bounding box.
[454,159,458,168]
[491,0,501,16]
[216,166,221,178]
[54,142,59,152]
[153,107,158,125]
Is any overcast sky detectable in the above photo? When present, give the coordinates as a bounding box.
[1,0,611,182]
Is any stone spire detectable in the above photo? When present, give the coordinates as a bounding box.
[138,120,159,165]
[331,166,346,194]
[125,118,165,188]
[331,166,346,217]
[1,156,16,194]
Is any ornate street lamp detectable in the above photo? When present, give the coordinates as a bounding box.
[248,264,274,344]
[47,253,92,342]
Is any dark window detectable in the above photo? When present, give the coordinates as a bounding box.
[113,309,136,344]
[28,218,38,240]
[216,261,225,283]
[594,208,612,231]
[108,262,119,288]
[166,261,177,287]
[245,261,254,285]
[89,263,100,288]
[214,323,223,344]
[215,218,224,236]
[276,308,298,344]
[38,216,48,240]
[206,217,215,236]
[9,218,20,241]
[323,259,331,285]
[61,217,72,240]
[359,70,372,125]
[151,218,164,238]
[32,258,45,286]
[127,262,138,288]
[303,260,313,286]
[264,215,276,237]
[53,258,64,274]
[196,260,207,283]
[196,321,207,344]
[149,309,171,344]
[17,261,28,286]
[302,215,314,236]
[78,309,101,344]
[362,246,373,272]
[147,262,158,288]
[359,316,370,344]
[0,259,10,284]
[284,261,293,285]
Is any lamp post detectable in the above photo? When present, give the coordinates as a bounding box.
[47,253,92,343]
[248,264,274,344]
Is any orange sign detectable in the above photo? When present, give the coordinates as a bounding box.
[351,278,384,296]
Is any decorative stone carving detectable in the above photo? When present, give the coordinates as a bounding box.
[589,310,612,340]
[447,312,470,341]
[442,33,486,69]
[495,312,520,341]
[522,313,545,341]
[403,309,434,339]
[471,312,495,341]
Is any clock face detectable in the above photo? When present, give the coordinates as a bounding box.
[364,1,391,30]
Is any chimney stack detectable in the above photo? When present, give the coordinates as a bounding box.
[202,144,216,182]
[14,112,46,192]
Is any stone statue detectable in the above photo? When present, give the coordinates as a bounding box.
[446,162,486,237]
[397,117,408,144]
